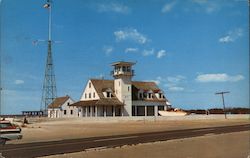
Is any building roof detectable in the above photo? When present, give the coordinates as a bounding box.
[90,79,115,98]
[88,79,167,103]
[132,81,167,102]
[111,61,136,66]
[132,81,160,91]
[70,98,124,107]
[48,95,70,108]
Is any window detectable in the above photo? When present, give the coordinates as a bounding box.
[127,66,131,72]
[0,123,12,128]
[148,93,152,99]
[85,93,87,99]
[89,82,91,88]
[64,110,67,115]
[128,86,130,92]
[122,66,126,72]
[93,92,95,98]
[89,93,91,98]
[67,102,70,106]
[159,93,162,98]
[107,92,111,98]
[70,110,73,115]
[139,93,143,99]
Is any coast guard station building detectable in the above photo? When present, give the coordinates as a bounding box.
[48,61,171,118]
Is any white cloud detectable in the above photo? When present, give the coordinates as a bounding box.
[162,1,177,13]
[97,3,130,14]
[125,48,138,53]
[142,49,155,56]
[167,75,186,83]
[192,0,219,14]
[196,73,244,82]
[219,35,234,43]
[150,76,186,92]
[219,28,243,43]
[156,50,166,58]
[14,80,24,85]
[114,28,150,44]
[103,46,113,55]
[168,86,184,91]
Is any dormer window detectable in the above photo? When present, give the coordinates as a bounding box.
[148,90,153,99]
[155,90,164,99]
[139,93,143,99]
[103,88,113,98]
[159,93,163,98]
[107,92,111,98]
[89,82,91,88]
[148,93,152,99]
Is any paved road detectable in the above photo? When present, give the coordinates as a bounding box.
[0,124,249,158]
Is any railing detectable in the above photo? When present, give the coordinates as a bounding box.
[110,70,135,76]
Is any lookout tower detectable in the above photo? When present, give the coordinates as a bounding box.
[111,61,135,116]
[41,0,57,114]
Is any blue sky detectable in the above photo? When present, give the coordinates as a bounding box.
[0,0,249,114]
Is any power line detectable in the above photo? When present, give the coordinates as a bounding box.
[215,91,230,119]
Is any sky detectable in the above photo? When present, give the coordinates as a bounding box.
[0,0,249,114]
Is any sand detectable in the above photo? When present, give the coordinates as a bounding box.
[9,117,249,144]
[42,131,250,158]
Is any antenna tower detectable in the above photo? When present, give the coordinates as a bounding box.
[41,0,57,114]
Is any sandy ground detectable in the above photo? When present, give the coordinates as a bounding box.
[9,117,249,144]
[42,131,250,158]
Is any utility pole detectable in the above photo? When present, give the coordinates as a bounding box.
[215,91,230,119]
[0,0,3,116]
[41,0,57,115]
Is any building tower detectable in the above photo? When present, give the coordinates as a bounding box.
[111,61,135,116]
[41,0,57,113]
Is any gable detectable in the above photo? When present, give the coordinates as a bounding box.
[61,97,75,109]
[48,96,70,108]
[80,80,100,101]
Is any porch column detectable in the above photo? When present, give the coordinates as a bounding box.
[164,105,167,111]
[85,106,87,117]
[104,106,107,117]
[144,106,147,116]
[135,105,137,116]
[121,107,124,116]
[90,106,93,117]
[112,106,115,117]
[95,106,98,117]
[154,105,158,117]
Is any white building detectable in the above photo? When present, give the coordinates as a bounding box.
[70,61,171,117]
[48,95,76,118]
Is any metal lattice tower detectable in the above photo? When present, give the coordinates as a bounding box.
[41,0,57,113]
